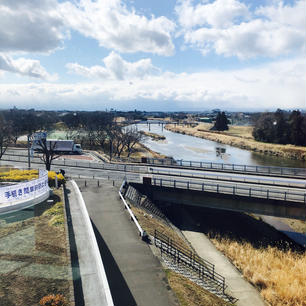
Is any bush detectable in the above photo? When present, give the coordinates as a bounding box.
[0,169,38,182]
[39,294,67,306]
[48,171,65,187]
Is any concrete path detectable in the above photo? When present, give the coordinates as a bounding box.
[260,215,306,247]
[180,209,266,306]
[76,180,177,306]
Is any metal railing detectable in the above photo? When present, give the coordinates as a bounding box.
[149,168,306,189]
[146,158,306,178]
[154,230,227,293]
[1,153,147,174]
[4,150,306,179]
[152,177,306,203]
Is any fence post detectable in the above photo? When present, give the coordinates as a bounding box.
[249,188,251,197]
[267,190,269,199]
[233,186,235,195]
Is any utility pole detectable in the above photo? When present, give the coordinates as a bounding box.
[27,134,31,169]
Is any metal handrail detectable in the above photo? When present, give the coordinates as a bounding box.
[152,178,306,203]
[147,158,306,178]
[3,150,306,179]
[154,230,226,292]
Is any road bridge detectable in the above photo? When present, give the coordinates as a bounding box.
[2,149,305,219]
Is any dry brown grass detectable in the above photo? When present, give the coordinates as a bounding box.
[0,187,73,306]
[140,130,166,140]
[130,205,232,306]
[166,124,306,160]
[211,237,306,306]
[131,206,191,250]
[165,269,230,306]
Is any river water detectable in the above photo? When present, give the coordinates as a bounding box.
[134,123,306,168]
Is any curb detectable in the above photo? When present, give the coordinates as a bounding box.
[70,180,114,306]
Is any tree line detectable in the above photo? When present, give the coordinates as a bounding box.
[252,109,306,146]
[0,109,144,167]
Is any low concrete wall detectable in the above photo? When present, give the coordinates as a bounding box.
[0,190,50,214]
[0,170,50,214]
[69,180,114,306]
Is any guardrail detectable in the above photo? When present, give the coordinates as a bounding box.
[119,181,145,238]
[149,168,306,189]
[154,230,229,296]
[3,150,306,179]
[147,158,306,178]
[152,177,306,203]
[1,153,147,173]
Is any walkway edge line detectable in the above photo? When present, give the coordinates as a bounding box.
[119,181,144,237]
[71,180,114,306]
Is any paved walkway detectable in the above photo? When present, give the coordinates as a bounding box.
[180,209,266,306]
[76,180,177,306]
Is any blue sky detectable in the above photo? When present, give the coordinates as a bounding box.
[0,0,305,111]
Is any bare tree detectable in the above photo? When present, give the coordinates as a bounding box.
[124,128,144,157]
[36,139,59,171]
[0,116,13,160]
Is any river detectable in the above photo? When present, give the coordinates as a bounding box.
[133,123,306,168]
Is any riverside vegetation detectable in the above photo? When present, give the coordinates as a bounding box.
[211,238,306,306]
[165,123,306,160]
[129,207,232,306]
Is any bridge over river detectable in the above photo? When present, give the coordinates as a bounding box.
[2,148,306,220]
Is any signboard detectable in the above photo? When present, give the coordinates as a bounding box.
[0,170,49,204]
[33,132,47,141]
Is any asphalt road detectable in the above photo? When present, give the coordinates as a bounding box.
[2,149,306,203]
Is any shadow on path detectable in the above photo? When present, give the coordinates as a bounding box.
[91,221,137,306]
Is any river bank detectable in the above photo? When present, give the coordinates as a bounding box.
[165,123,306,161]
[140,131,166,141]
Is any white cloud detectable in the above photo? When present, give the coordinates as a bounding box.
[0,0,67,53]
[1,57,304,110]
[61,0,175,55]
[67,52,160,80]
[176,0,249,29]
[0,54,57,81]
[177,0,306,58]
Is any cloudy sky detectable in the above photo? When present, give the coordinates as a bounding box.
[0,0,305,111]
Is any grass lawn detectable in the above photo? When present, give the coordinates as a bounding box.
[0,188,73,306]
